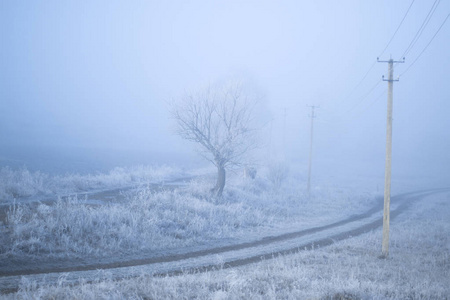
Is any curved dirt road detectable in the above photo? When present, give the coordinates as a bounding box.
[1,188,449,293]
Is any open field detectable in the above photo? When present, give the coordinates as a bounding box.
[0,165,449,299]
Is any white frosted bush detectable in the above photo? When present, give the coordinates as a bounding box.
[3,187,272,259]
[0,167,49,200]
[266,161,290,189]
[0,165,182,203]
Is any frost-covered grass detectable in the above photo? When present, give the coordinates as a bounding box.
[0,168,48,200]
[3,189,270,259]
[6,192,449,299]
[1,163,375,263]
[0,165,183,202]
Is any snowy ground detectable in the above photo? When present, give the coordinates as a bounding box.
[0,164,449,299]
[0,164,376,269]
[3,191,448,299]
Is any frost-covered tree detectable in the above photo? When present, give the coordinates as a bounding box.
[171,82,259,196]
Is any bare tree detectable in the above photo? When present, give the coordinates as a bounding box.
[171,82,259,196]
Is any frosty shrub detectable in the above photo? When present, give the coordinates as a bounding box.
[3,187,272,259]
[266,162,290,189]
[0,165,182,203]
[50,165,181,193]
[0,167,48,200]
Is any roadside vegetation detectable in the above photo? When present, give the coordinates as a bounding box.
[1,163,375,264]
[4,190,449,299]
[0,165,182,202]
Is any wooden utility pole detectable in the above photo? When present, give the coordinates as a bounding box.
[378,57,404,258]
[307,105,318,196]
[283,108,287,154]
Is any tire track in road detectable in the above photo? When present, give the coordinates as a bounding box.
[1,188,448,294]
[160,188,450,275]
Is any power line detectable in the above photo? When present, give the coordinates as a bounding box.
[319,84,385,126]
[400,12,450,77]
[345,80,382,114]
[344,61,377,100]
[401,0,441,58]
[365,88,388,111]
[322,1,417,127]
[339,80,382,117]
[378,0,416,58]
[331,0,414,119]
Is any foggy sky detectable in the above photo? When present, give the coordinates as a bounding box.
[1,1,449,179]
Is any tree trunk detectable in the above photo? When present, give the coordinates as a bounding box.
[212,165,226,197]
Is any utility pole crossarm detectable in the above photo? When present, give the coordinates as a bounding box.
[377,58,405,63]
[378,57,405,81]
